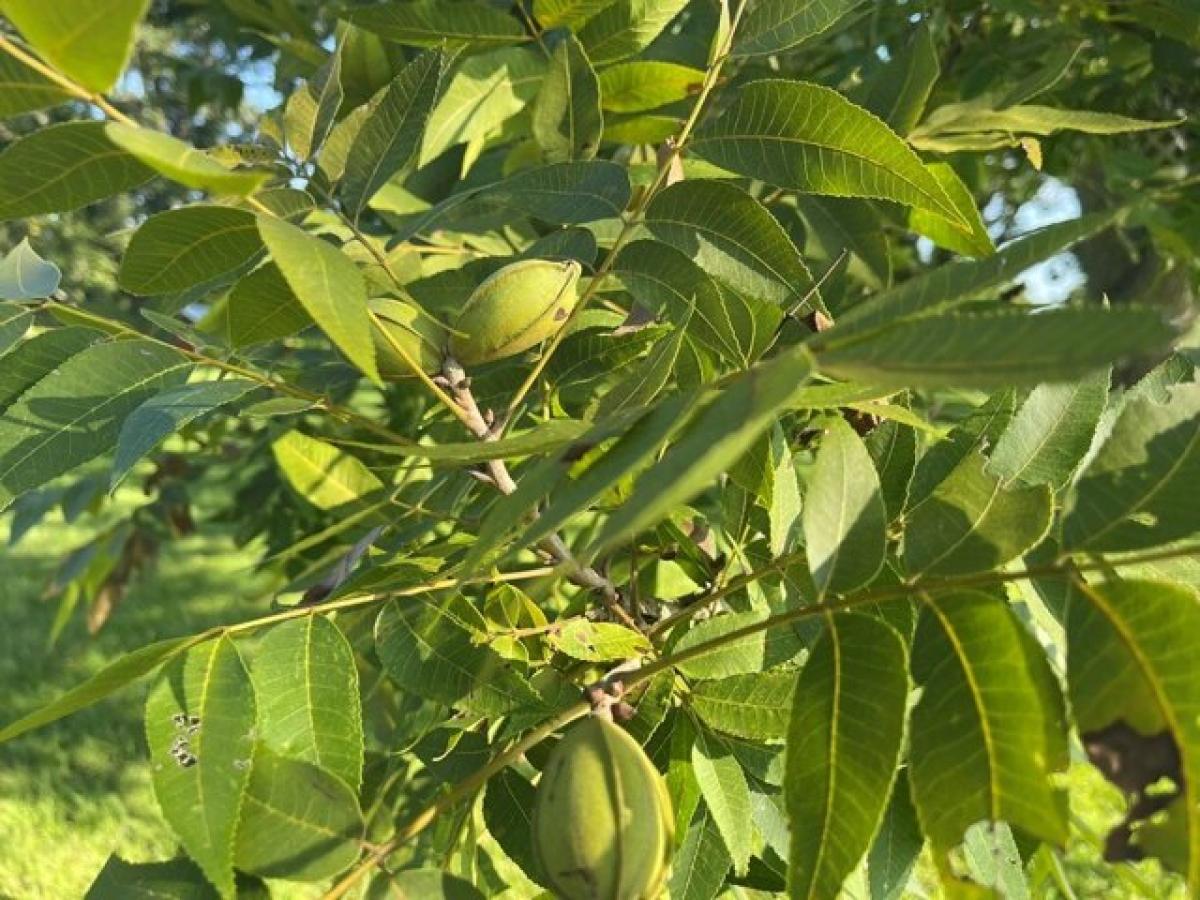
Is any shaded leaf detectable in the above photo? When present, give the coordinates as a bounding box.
[341,49,444,216]
[111,379,256,489]
[815,307,1175,389]
[988,371,1108,488]
[483,769,543,887]
[909,590,1069,866]
[387,870,486,899]
[909,161,994,259]
[803,418,887,594]
[904,451,1052,577]
[222,262,312,348]
[668,805,731,900]
[867,770,923,900]
[532,0,614,29]
[145,636,256,897]
[86,855,224,899]
[0,339,191,510]
[864,419,916,522]
[736,0,866,56]
[1063,383,1200,551]
[1066,578,1200,886]
[375,596,544,717]
[672,609,805,679]
[860,21,939,135]
[0,302,32,356]
[0,121,153,220]
[349,0,527,50]
[233,748,363,881]
[786,613,909,900]
[0,50,71,117]
[692,727,754,874]
[795,195,891,289]
[250,616,363,791]
[578,0,690,65]
[0,326,100,412]
[692,670,793,740]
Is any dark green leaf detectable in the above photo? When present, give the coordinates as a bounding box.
[672,609,805,679]
[0,326,100,413]
[111,379,256,488]
[909,591,1068,867]
[867,770,923,900]
[864,419,916,522]
[0,50,71,116]
[86,855,221,899]
[387,870,486,899]
[645,179,816,309]
[736,0,866,56]
[668,805,732,900]
[0,121,153,220]
[1063,383,1200,551]
[578,0,690,65]
[786,613,908,899]
[348,0,528,50]
[815,307,1175,389]
[342,49,444,216]
[233,748,363,881]
[0,302,32,356]
[904,451,1052,577]
[859,22,939,135]
[692,727,754,874]
[0,339,191,510]
[693,80,964,224]
[483,769,543,887]
[692,670,793,740]
[219,262,312,349]
[119,206,263,296]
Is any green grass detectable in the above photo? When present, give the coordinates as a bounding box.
[0,507,278,899]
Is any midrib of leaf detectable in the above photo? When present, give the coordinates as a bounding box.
[650,210,800,290]
[618,261,745,365]
[1073,578,1198,886]
[0,357,190,484]
[806,613,843,899]
[917,476,1002,574]
[1002,388,1078,486]
[48,3,115,57]
[1080,419,1200,547]
[140,221,258,289]
[241,789,346,839]
[194,642,223,863]
[923,595,999,823]
[303,616,321,771]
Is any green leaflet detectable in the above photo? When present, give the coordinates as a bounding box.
[283,46,343,162]
[119,206,263,296]
[578,0,691,65]
[0,237,61,299]
[145,636,257,898]
[258,216,381,384]
[341,50,444,216]
[864,419,917,522]
[814,307,1175,389]
[908,161,995,259]
[419,45,545,166]
[348,0,528,50]
[0,339,191,511]
[111,379,257,489]
[904,451,1052,577]
[867,770,924,900]
[532,0,614,29]
[233,748,363,881]
[1063,383,1200,551]
[586,343,814,560]
[249,617,364,791]
[692,727,754,875]
[668,805,732,900]
[0,302,32,357]
[0,121,154,220]
[219,262,312,348]
[375,596,545,717]
[105,124,269,196]
[735,0,866,56]
[1,0,149,92]
[909,591,1069,867]
[859,21,939,135]
[0,51,71,117]
[1066,579,1200,888]
[692,80,965,225]
[802,418,886,595]
[786,613,908,900]
[533,33,602,163]
[271,430,384,511]
[645,179,816,309]
[85,854,239,898]
[987,370,1109,489]
[597,61,705,113]
[671,609,806,679]
[0,326,100,412]
[692,670,794,740]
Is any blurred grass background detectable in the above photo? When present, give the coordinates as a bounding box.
[0,504,1185,898]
